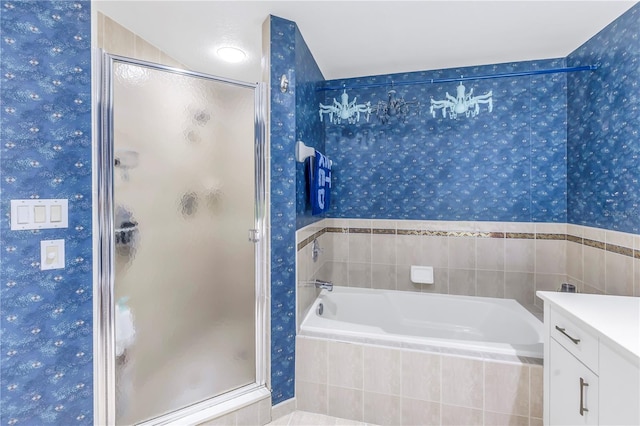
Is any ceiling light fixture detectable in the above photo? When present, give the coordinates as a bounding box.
[216,46,246,63]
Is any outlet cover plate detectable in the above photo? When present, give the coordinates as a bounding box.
[40,239,65,270]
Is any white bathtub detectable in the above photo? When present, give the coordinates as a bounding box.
[300,286,543,359]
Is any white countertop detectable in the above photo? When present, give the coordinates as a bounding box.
[537,291,640,362]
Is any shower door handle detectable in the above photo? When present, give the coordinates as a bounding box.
[248,229,260,243]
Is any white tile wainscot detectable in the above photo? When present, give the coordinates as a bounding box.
[537,291,640,425]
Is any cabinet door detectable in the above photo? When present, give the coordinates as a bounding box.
[599,343,640,425]
[549,338,599,425]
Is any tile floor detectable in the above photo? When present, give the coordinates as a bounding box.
[267,410,377,426]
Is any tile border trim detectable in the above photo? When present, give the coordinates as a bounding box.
[297,223,639,260]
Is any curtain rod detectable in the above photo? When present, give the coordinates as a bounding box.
[318,65,598,91]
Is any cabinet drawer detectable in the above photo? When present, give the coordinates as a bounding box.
[550,306,599,373]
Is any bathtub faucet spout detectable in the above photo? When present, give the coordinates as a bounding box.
[314,279,333,291]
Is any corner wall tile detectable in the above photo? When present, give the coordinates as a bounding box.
[566,240,584,281]
[505,272,535,306]
[583,245,606,292]
[605,252,634,296]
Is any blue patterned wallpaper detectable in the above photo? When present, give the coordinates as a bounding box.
[270,15,326,404]
[323,59,568,222]
[567,3,640,234]
[0,1,93,424]
[269,16,297,405]
[295,26,326,230]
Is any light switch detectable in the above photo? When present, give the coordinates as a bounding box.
[17,206,30,224]
[50,205,62,222]
[34,206,46,223]
[40,239,65,270]
[11,199,68,230]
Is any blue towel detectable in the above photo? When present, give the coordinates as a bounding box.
[311,150,331,215]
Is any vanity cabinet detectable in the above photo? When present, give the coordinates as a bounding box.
[598,343,640,425]
[538,292,640,426]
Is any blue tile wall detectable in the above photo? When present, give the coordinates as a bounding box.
[567,4,640,234]
[294,26,326,230]
[269,16,297,405]
[323,59,568,222]
[0,1,93,424]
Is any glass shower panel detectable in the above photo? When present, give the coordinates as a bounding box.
[112,62,256,424]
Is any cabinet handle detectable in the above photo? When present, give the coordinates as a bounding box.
[555,325,581,344]
[579,377,589,416]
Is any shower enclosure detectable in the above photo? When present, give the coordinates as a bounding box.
[96,54,267,425]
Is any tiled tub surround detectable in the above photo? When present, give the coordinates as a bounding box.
[296,336,543,426]
[296,219,640,326]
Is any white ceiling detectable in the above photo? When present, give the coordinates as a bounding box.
[95,1,637,83]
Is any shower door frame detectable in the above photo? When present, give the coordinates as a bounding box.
[94,52,269,425]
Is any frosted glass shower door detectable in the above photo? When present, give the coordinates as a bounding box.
[111,61,258,424]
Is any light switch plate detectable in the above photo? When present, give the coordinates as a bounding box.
[41,239,65,270]
[10,199,68,230]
